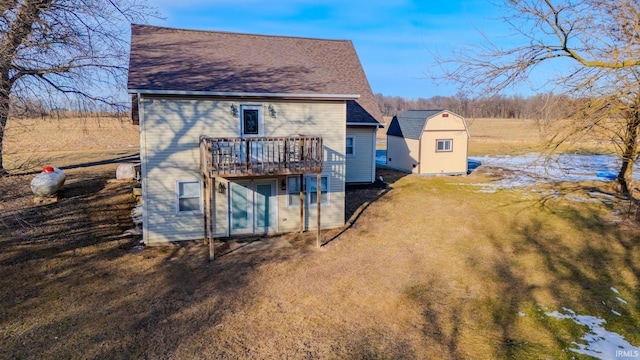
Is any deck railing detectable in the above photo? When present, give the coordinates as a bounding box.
[199,135,323,177]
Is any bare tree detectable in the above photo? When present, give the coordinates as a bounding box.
[0,0,156,175]
[434,0,640,196]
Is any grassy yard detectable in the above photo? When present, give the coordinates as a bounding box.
[1,117,639,359]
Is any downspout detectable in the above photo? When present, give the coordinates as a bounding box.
[372,124,379,182]
[209,177,215,261]
[138,93,149,244]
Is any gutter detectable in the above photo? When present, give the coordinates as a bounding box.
[346,122,382,127]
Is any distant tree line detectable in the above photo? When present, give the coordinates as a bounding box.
[8,97,128,120]
[375,92,579,119]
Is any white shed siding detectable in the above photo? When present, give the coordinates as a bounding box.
[140,97,346,243]
[346,126,376,183]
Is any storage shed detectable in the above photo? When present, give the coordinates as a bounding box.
[386,110,469,175]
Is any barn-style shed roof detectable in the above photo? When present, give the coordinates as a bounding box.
[386,110,449,140]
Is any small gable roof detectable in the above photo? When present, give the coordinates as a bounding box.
[386,110,447,139]
[127,24,381,125]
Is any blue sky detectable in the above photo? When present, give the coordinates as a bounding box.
[150,0,505,99]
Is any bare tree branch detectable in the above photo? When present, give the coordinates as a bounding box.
[433,0,640,197]
[0,0,158,175]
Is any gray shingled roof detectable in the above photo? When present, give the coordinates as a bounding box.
[386,110,445,139]
[127,24,381,125]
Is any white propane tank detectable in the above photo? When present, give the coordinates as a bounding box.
[30,167,66,197]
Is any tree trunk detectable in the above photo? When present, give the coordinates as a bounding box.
[616,109,640,196]
[0,79,9,176]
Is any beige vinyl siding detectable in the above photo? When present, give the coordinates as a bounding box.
[386,135,420,174]
[275,101,346,232]
[423,113,467,131]
[420,130,468,175]
[212,178,230,237]
[140,96,346,243]
[420,113,468,175]
[140,98,212,243]
[346,126,376,183]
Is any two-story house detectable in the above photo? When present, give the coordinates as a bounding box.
[127,25,382,248]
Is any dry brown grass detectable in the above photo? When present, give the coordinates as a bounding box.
[4,116,139,173]
[1,116,639,359]
[466,118,542,156]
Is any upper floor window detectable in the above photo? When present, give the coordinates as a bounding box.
[436,139,453,152]
[240,104,264,136]
[346,136,355,157]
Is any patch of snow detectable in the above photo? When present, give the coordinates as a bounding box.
[468,153,639,190]
[130,245,145,252]
[123,228,142,236]
[591,192,617,199]
[617,297,628,305]
[546,308,640,359]
[612,310,621,316]
[518,312,526,317]
[477,188,497,194]
[131,204,143,225]
[611,287,620,295]
[378,150,637,197]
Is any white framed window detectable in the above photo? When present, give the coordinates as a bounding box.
[176,180,202,214]
[346,136,355,157]
[308,176,329,205]
[286,175,329,206]
[436,139,453,152]
[240,104,264,137]
[287,176,302,207]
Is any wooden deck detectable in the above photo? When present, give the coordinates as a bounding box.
[199,135,323,178]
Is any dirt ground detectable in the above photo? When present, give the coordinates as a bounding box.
[1,116,639,359]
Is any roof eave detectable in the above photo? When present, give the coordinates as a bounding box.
[128,89,361,100]
[347,122,383,127]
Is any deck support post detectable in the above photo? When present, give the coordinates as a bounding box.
[299,173,304,233]
[202,172,209,246]
[208,176,215,261]
[316,172,321,248]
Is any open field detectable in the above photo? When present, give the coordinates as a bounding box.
[378,116,546,154]
[378,116,618,156]
[1,116,639,359]
[466,118,544,156]
[3,116,139,173]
